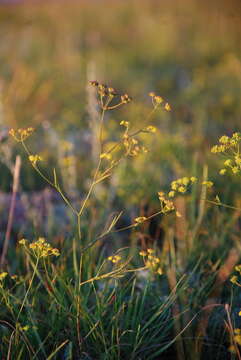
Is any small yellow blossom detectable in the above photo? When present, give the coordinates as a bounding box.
[141,249,163,275]
[0,272,8,280]
[219,135,229,144]
[120,121,129,127]
[100,153,112,160]
[175,211,182,218]
[211,132,241,176]
[171,182,178,190]
[224,159,232,166]
[235,265,241,273]
[134,216,147,224]
[154,96,164,104]
[157,268,163,275]
[121,94,132,104]
[145,126,157,133]
[235,156,241,165]
[232,166,239,174]
[19,238,27,245]
[234,329,241,346]
[164,102,171,111]
[168,191,175,198]
[190,177,197,183]
[219,169,226,175]
[108,255,121,264]
[20,237,60,259]
[139,250,147,256]
[182,177,189,185]
[29,155,43,166]
[51,248,60,257]
[21,325,30,332]
[202,181,213,188]
[230,275,238,284]
[9,127,34,142]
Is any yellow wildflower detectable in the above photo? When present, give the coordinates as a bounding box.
[154,96,164,104]
[120,121,129,127]
[21,237,60,259]
[202,181,213,188]
[100,153,112,160]
[190,176,197,183]
[145,126,157,133]
[19,238,27,245]
[219,135,229,144]
[164,102,171,111]
[29,155,43,166]
[134,216,147,224]
[0,272,8,280]
[232,166,239,174]
[224,159,232,166]
[108,255,121,264]
[139,250,147,257]
[230,275,238,284]
[175,211,182,218]
[219,169,226,175]
[168,191,175,198]
[9,127,34,142]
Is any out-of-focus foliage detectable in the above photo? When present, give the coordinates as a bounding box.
[0,0,240,198]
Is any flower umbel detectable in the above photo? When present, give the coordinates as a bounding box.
[9,127,35,142]
[19,237,60,258]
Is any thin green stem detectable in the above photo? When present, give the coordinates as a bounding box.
[21,140,78,215]
[17,256,39,322]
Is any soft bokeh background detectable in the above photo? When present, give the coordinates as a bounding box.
[0,0,241,237]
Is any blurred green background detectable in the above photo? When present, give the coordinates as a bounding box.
[0,0,240,201]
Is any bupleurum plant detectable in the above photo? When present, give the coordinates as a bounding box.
[2,81,241,359]
[9,81,181,249]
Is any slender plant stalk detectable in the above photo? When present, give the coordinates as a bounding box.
[1,155,21,267]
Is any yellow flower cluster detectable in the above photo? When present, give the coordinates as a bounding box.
[139,248,163,275]
[108,255,121,263]
[122,133,148,157]
[16,323,30,332]
[100,152,112,161]
[211,133,241,153]
[158,177,197,217]
[120,120,129,128]
[143,125,157,133]
[211,133,241,176]
[201,181,213,188]
[90,81,131,110]
[9,127,34,142]
[149,92,171,111]
[158,191,176,214]
[134,216,147,224]
[230,264,241,288]
[0,272,8,281]
[229,329,241,353]
[29,155,43,166]
[233,329,241,346]
[19,238,60,258]
[169,176,197,197]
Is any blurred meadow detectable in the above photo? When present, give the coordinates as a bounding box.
[0,0,241,359]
